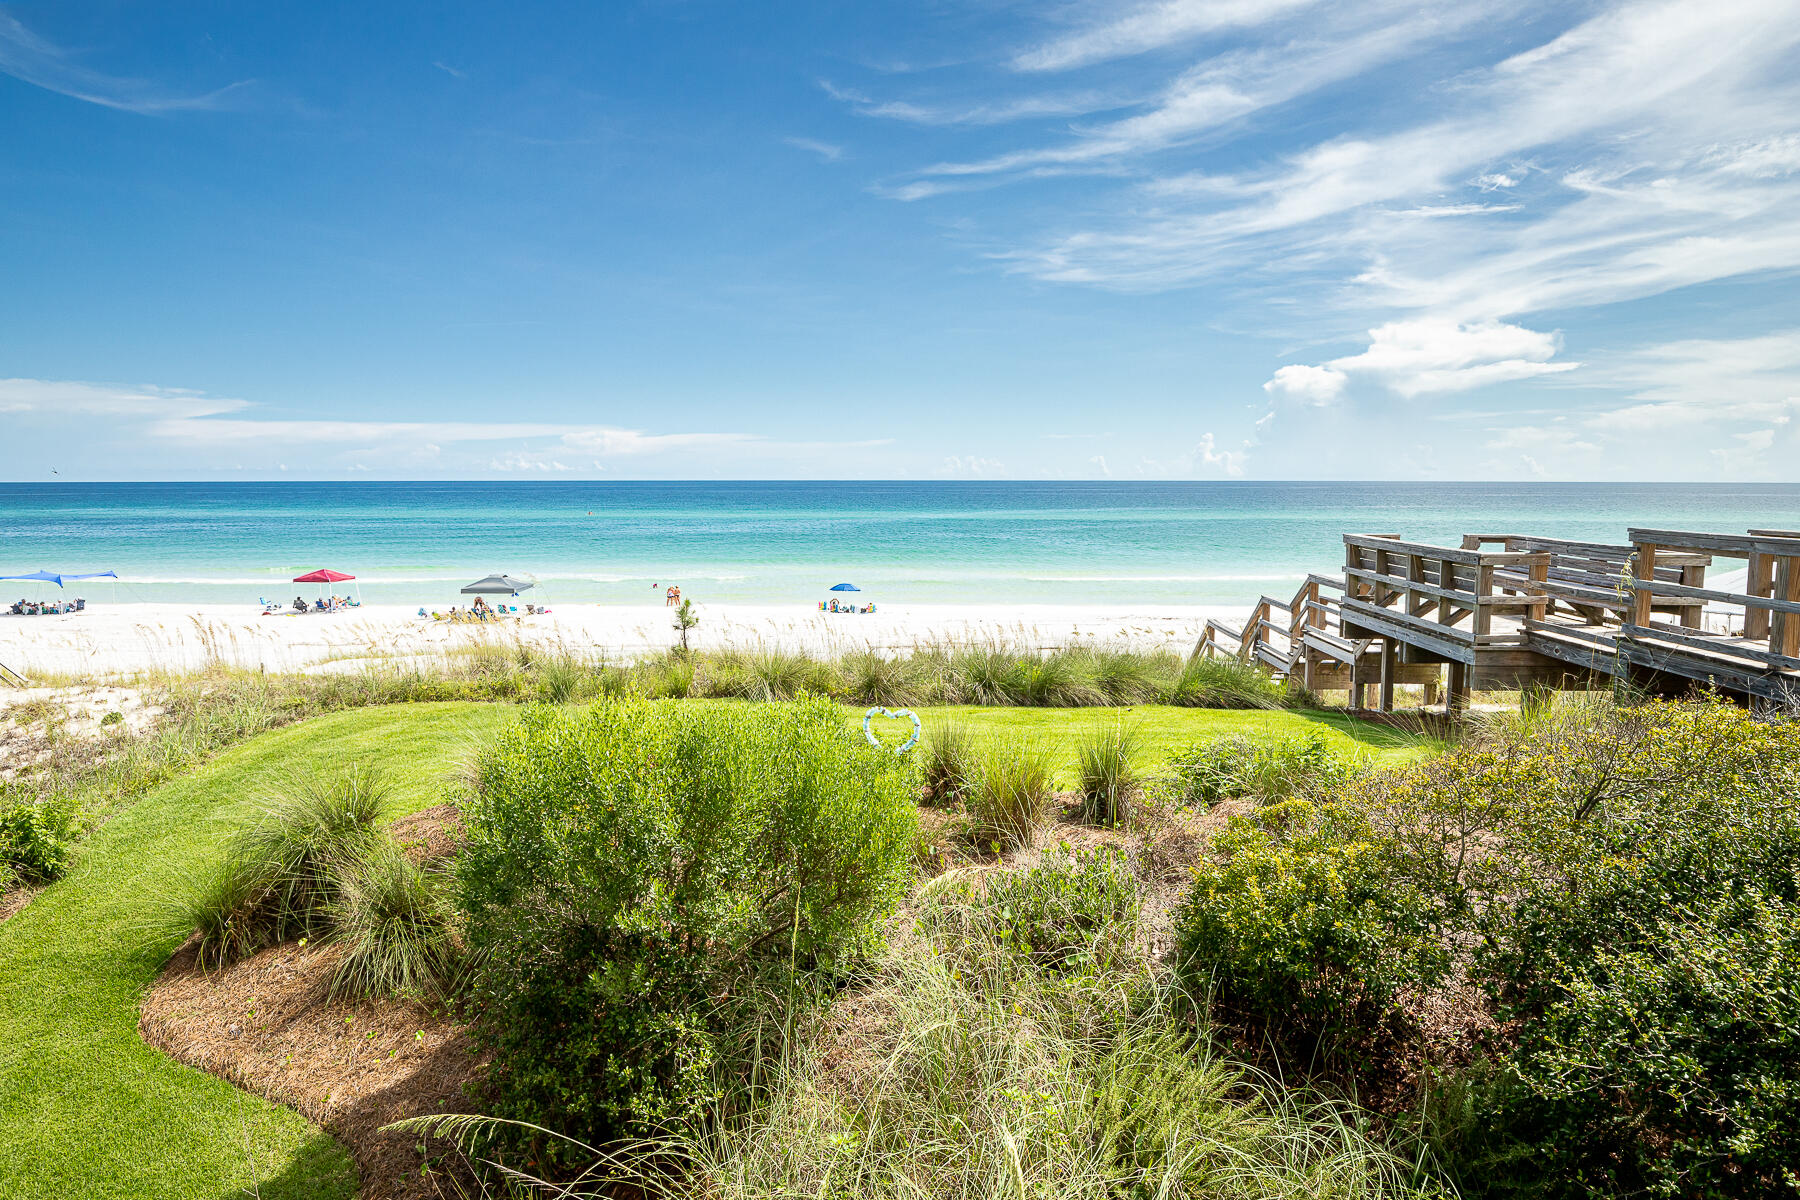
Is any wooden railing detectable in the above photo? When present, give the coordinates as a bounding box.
[1338,534,1548,655]
[1192,572,1345,672]
[1462,534,1710,626]
[1625,529,1800,673]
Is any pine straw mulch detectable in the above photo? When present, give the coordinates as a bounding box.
[139,803,486,1200]
[0,882,43,925]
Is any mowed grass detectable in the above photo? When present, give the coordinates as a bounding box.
[865,704,1436,784]
[0,703,516,1200]
[0,698,1424,1199]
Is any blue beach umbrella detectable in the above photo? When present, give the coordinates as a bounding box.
[829,582,860,592]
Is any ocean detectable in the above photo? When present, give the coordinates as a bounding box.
[1,481,1795,607]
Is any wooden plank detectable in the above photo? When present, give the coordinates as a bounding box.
[1629,528,1800,557]
[1747,551,1775,641]
[1633,578,1800,614]
[1344,534,1485,566]
[1622,623,1800,672]
[1340,601,1477,663]
[1631,543,1657,627]
[1345,567,1546,611]
[1446,661,1469,714]
[1774,557,1800,659]
[1379,638,1396,711]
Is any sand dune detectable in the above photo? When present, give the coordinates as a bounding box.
[0,602,1237,679]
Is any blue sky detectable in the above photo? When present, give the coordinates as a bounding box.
[2,0,1797,481]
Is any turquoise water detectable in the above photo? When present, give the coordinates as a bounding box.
[0,481,1794,607]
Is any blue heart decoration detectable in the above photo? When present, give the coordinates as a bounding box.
[862,706,921,754]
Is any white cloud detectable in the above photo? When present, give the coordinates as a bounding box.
[0,14,252,114]
[905,7,1476,187]
[938,455,1006,477]
[0,377,892,470]
[489,453,572,472]
[1324,318,1578,397]
[1013,0,1321,72]
[917,0,1800,324]
[783,136,845,162]
[1262,363,1345,405]
[1264,319,1578,400]
[1191,432,1247,476]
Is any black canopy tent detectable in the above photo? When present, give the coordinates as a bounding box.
[460,575,534,596]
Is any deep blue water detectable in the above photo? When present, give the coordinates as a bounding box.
[0,481,1794,606]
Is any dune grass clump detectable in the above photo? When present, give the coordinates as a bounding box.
[838,650,941,707]
[918,720,976,807]
[1008,650,1107,707]
[430,934,1440,1200]
[1168,655,1286,709]
[967,742,1055,851]
[1075,723,1143,827]
[327,842,460,1001]
[1088,646,1178,705]
[173,765,462,997]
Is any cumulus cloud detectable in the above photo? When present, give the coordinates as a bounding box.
[938,455,1006,477]
[1265,319,1578,400]
[1262,363,1346,405]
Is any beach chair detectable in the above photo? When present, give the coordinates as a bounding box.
[75,599,85,612]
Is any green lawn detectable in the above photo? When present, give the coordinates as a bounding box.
[864,704,1435,783]
[0,703,517,1200]
[0,698,1427,1198]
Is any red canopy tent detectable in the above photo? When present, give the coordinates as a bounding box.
[291,569,360,609]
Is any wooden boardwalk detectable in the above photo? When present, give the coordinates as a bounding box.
[1194,527,1800,710]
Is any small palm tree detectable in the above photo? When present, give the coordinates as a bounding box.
[673,597,699,653]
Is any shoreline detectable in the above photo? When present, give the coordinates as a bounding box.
[0,602,1240,678]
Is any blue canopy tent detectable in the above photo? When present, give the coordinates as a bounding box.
[0,570,118,587]
[829,583,860,592]
[1,570,117,615]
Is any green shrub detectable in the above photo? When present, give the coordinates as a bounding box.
[1168,656,1285,709]
[974,846,1139,974]
[966,742,1054,851]
[1432,700,1800,1199]
[1075,724,1141,826]
[1165,731,1356,807]
[454,697,918,1158]
[919,720,975,807]
[1173,799,1450,1055]
[0,796,79,883]
[327,842,459,1000]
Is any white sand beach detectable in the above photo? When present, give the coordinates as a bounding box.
[0,602,1240,679]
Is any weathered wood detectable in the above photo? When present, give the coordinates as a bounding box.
[1628,528,1800,557]
[1632,577,1800,614]
[1379,638,1396,711]
[1621,623,1800,672]
[1774,557,1800,659]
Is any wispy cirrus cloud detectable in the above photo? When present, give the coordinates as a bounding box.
[0,379,890,467]
[783,136,846,162]
[994,0,1800,308]
[0,14,253,114]
[1012,0,1323,72]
